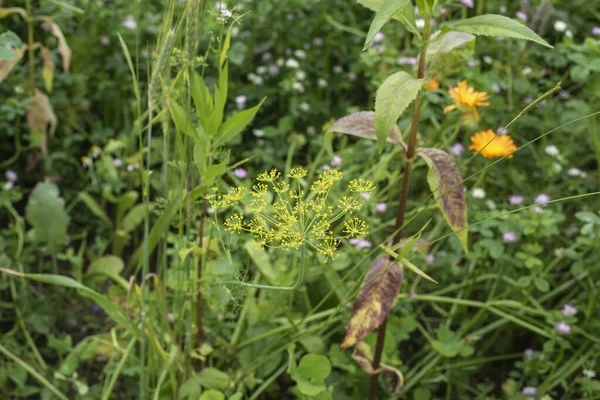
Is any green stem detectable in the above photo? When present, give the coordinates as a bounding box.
[25,0,36,90]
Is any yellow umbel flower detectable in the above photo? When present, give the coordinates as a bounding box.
[215,166,372,260]
[343,217,369,238]
[257,169,281,182]
[443,81,490,121]
[224,213,244,234]
[316,239,340,260]
[288,167,308,179]
[469,129,517,159]
[348,179,375,193]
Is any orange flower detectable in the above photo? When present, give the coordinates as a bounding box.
[469,130,517,159]
[427,79,439,91]
[443,81,490,121]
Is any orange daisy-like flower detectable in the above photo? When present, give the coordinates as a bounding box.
[427,79,440,91]
[443,81,490,121]
[469,130,517,159]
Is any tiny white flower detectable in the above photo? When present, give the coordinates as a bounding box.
[483,56,493,64]
[545,145,560,156]
[583,369,597,379]
[292,81,305,92]
[554,20,567,32]
[568,168,582,177]
[491,83,501,93]
[276,58,285,67]
[123,16,137,31]
[485,200,497,210]
[3,181,14,191]
[299,102,310,112]
[252,129,265,137]
[472,187,486,199]
[333,65,343,73]
[295,70,307,80]
[565,30,573,39]
[415,19,425,29]
[522,67,532,75]
[318,78,328,88]
[306,126,316,135]
[235,95,247,109]
[256,66,267,75]
[360,192,371,200]
[553,163,563,172]
[294,49,307,59]
[285,58,300,68]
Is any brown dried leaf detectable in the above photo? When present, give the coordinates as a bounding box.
[341,256,403,349]
[40,46,55,93]
[26,89,57,154]
[47,21,71,73]
[0,46,25,82]
[351,341,404,395]
[329,111,407,152]
[417,148,468,252]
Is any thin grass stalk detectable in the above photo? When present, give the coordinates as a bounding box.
[368,17,432,400]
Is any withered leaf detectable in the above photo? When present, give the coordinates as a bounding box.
[341,256,403,349]
[47,21,71,73]
[0,46,25,82]
[417,148,468,252]
[40,46,55,93]
[329,111,407,152]
[351,341,404,395]
[26,89,57,154]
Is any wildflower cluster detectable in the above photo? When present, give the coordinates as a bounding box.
[444,81,518,159]
[209,167,374,260]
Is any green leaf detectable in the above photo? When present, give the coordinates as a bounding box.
[179,375,203,400]
[426,31,475,62]
[120,203,152,233]
[25,180,70,252]
[291,354,332,396]
[213,97,266,148]
[244,241,278,285]
[359,0,418,43]
[78,192,111,225]
[168,99,203,142]
[417,148,468,252]
[329,111,406,152]
[375,71,423,153]
[190,68,213,127]
[432,326,473,358]
[115,191,138,222]
[341,256,403,349]
[86,255,124,277]
[194,368,230,390]
[199,390,224,400]
[534,278,550,293]
[447,14,552,48]
[0,31,22,48]
[48,335,72,355]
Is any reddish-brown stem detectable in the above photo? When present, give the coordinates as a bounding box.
[367,17,432,400]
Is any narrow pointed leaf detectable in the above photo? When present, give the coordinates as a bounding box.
[375,72,423,153]
[78,192,111,225]
[379,245,438,283]
[329,111,406,152]
[447,14,552,48]
[417,148,468,252]
[341,256,403,349]
[213,97,265,148]
[360,0,418,45]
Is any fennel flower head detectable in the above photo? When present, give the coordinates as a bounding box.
[207,168,375,261]
[444,81,490,121]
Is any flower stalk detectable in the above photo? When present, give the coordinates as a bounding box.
[367,17,432,400]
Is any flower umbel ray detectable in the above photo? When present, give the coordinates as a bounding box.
[444,81,490,121]
[469,129,517,159]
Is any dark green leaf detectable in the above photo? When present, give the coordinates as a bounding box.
[213,97,266,148]
[359,0,418,43]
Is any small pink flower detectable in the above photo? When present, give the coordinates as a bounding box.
[461,0,474,8]
[360,192,371,200]
[375,202,388,213]
[113,158,123,168]
[5,170,17,182]
[233,168,248,179]
[397,57,418,65]
[524,348,533,360]
[561,304,577,317]
[592,27,600,36]
[516,11,528,21]
[449,143,465,157]
[330,155,343,168]
[508,195,524,205]
[425,254,435,265]
[521,386,537,396]
[503,231,517,244]
[555,321,571,335]
[534,193,550,205]
[373,32,385,43]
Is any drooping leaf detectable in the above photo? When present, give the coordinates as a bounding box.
[26,89,57,154]
[47,21,71,72]
[192,368,230,390]
[213,97,266,148]
[341,256,403,349]
[351,342,404,395]
[375,72,423,153]
[0,8,27,19]
[78,192,111,225]
[417,148,468,252]
[25,180,69,252]
[39,47,55,93]
[329,111,406,152]
[359,0,418,44]
[446,14,552,48]
[167,98,202,142]
[426,31,475,62]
